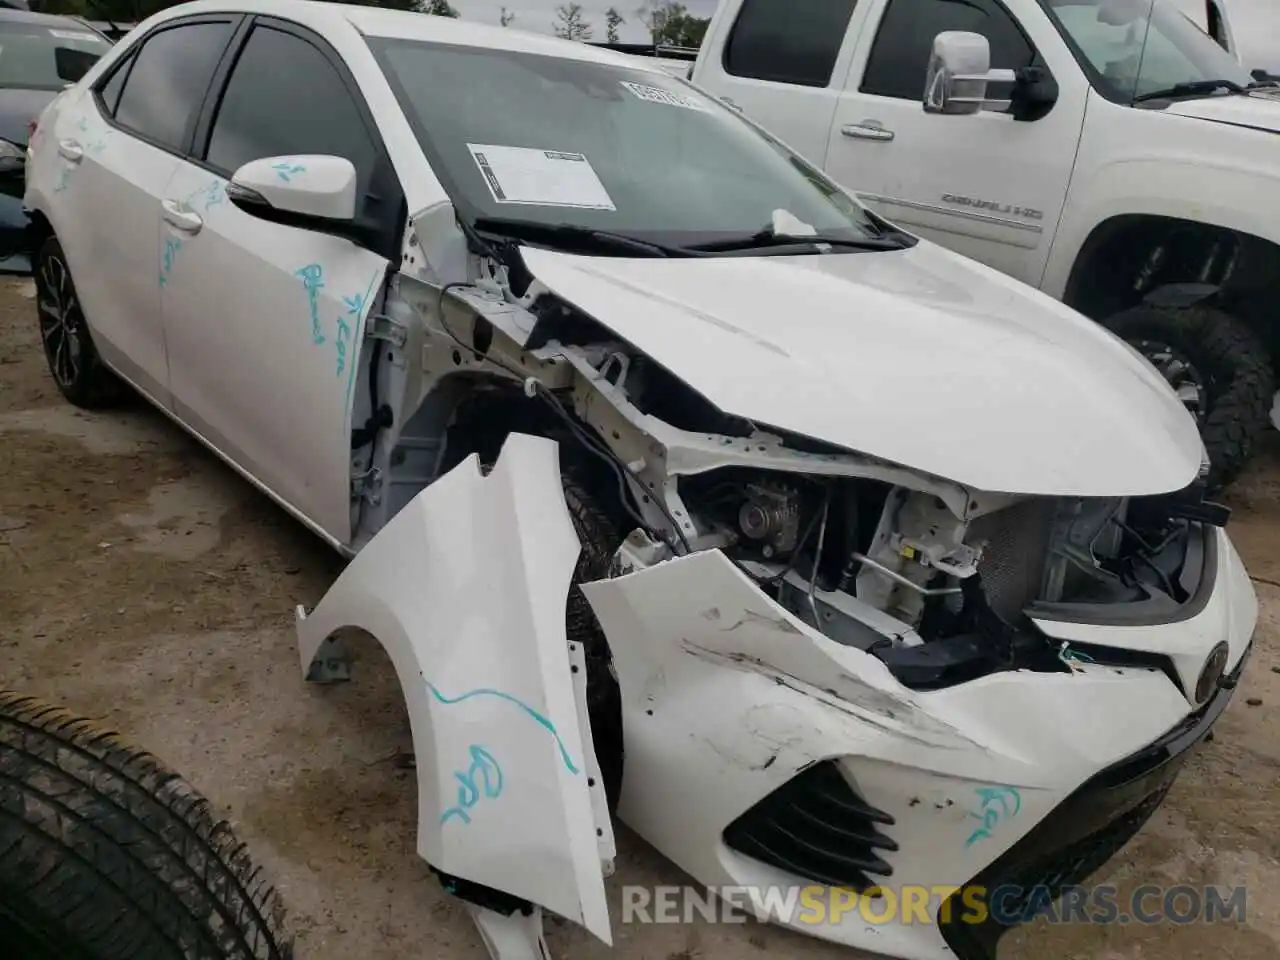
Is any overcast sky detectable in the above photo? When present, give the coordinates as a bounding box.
[449,0,1278,68]
[448,0,719,42]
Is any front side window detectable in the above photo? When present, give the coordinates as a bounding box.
[862,0,1036,100]
[1044,0,1253,101]
[0,20,110,91]
[723,0,858,87]
[113,20,234,152]
[369,40,887,251]
[204,24,376,193]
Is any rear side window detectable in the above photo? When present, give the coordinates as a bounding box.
[723,0,858,87]
[97,50,132,115]
[204,25,376,196]
[112,20,234,152]
[861,0,1034,100]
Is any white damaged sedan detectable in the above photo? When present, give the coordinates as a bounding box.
[23,2,1257,959]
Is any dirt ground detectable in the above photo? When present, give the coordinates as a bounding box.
[1,273,1277,960]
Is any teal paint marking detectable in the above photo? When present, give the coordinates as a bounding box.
[965,785,1021,848]
[184,179,224,213]
[273,162,306,182]
[295,263,326,345]
[424,681,579,775]
[341,268,382,417]
[440,745,504,826]
[158,236,182,287]
[51,167,71,193]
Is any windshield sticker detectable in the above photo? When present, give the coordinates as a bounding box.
[620,80,709,112]
[49,30,99,42]
[466,144,616,211]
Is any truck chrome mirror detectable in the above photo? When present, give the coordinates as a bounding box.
[923,31,1016,115]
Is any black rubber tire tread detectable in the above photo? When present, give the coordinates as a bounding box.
[35,236,126,409]
[0,692,292,960]
[1105,303,1275,490]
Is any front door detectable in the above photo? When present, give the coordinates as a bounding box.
[47,16,240,407]
[824,0,1088,287]
[160,18,394,544]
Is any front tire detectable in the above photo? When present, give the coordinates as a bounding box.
[34,236,124,408]
[1105,303,1274,490]
[0,692,292,960]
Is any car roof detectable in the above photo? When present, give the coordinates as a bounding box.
[160,0,664,72]
[0,7,98,28]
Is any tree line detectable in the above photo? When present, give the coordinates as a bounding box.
[31,0,710,48]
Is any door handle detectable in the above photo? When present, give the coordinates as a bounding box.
[161,199,203,234]
[57,139,83,162]
[841,121,895,142]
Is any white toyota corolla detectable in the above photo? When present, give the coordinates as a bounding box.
[22,2,1257,959]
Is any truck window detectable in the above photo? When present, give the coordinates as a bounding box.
[723,0,859,87]
[861,0,1035,100]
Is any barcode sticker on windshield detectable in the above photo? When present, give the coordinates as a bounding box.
[620,81,708,112]
[49,30,99,42]
[466,144,616,211]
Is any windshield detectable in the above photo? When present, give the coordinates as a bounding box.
[1044,0,1253,101]
[366,39,885,249]
[0,21,109,91]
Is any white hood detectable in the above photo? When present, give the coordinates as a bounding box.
[1166,87,1280,131]
[520,241,1204,497]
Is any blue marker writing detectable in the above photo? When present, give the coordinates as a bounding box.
[440,745,504,825]
[159,236,182,287]
[965,785,1021,847]
[295,264,326,345]
[424,681,579,775]
[272,162,306,182]
[51,167,70,193]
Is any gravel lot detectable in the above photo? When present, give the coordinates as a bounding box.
[1,274,1278,960]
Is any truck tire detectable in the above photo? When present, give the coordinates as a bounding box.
[1104,303,1274,490]
[0,692,292,960]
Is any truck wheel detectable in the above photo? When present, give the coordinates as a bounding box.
[1104,303,1274,490]
[0,692,292,960]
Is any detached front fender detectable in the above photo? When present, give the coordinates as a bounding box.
[294,433,613,944]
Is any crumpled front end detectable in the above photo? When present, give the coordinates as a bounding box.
[581,522,1254,959]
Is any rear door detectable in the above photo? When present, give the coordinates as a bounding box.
[823,0,1087,286]
[47,15,240,408]
[691,0,867,163]
[158,17,396,544]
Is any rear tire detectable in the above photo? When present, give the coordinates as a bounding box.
[34,236,125,409]
[1105,303,1274,490]
[0,692,292,960]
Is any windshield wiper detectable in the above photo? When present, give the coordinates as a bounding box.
[1133,79,1246,103]
[687,228,907,254]
[473,217,691,257]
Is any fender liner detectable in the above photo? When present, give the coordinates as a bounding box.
[1141,282,1219,310]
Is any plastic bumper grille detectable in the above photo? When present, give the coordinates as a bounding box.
[938,640,1251,960]
[722,760,897,892]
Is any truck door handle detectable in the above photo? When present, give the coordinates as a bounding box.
[57,139,83,162]
[161,199,203,234]
[841,121,895,142]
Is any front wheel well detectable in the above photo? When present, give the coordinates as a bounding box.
[25,209,52,261]
[1063,214,1280,365]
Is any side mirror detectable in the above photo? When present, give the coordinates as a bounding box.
[924,31,1016,115]
[226,154,357,227]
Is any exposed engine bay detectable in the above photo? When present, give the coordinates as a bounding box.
[370,265,1231,694]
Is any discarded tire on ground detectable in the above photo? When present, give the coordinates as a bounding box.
[1105,303,1275,490]
[0,692,292,960]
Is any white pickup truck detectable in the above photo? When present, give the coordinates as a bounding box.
[690,0,1280,487]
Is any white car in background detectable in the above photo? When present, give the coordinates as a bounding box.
[23,2,1257,959]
